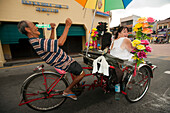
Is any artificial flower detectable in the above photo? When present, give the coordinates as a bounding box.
[137,51,147,58]
[137,17,147,23]
[147,17,155,23]
[146,46,152,52]
[132,17,155,66]
[137,44,146,50]
[142,28,153,34]
[141,40,149,45]
[91,33,95,37]
[92,28,97,31]
[142,23,150,28]
[133,27,138,32]
[89,46,93,49]
[132,39,141,47]
[134,23,143,28]
[94,31,98,34]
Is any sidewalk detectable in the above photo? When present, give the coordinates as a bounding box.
[3,54,82,67]
[147,44,170,61]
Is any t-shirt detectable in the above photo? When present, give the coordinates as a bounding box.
[29,37,74,71]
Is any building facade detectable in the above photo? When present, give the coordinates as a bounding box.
[156,18,170,42]
[0,0,110,67]
[120,15,140,37]
[157,18,170,30]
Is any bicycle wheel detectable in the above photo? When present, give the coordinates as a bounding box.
[125,67,151,103]
[23,72,68,111]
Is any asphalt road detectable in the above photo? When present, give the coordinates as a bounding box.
[0,44,170,113]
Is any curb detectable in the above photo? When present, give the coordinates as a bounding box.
[4,54,82,67]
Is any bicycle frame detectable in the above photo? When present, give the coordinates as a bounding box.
[19,65,115,106]
[19,61,156,106]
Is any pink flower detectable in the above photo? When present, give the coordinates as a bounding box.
[137,51,147,58]
[147,17,155,23]
[85,42,93,46]
[94,31,98,34]
[146,46,152,52]
[141,40,149,45]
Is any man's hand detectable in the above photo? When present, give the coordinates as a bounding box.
[50,23,56,29]
[65,18,72,28]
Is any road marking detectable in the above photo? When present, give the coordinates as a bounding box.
[142,91,170,112]
[164,71,170,74]
[0,61,45,70]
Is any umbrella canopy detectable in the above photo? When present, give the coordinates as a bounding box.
[75,0,133,56]
[75,0,132,12]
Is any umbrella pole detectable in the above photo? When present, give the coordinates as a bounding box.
[86,0,98,56]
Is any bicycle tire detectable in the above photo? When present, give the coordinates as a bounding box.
[22,72,68,111]
[125,67,151,103]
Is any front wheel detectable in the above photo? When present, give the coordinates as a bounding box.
[22,72,68,111]
[125,67,151,103]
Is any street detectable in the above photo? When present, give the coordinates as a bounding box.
[0,44,170,113]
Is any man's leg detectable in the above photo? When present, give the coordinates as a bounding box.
[64,71,85,94]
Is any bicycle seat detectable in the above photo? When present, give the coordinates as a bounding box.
[54,68,66,74]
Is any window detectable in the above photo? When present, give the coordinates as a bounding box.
[126,20,133,25]
[164,25,167,28]
[159,26,162,29]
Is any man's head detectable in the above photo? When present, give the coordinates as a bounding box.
[17,20,40,38]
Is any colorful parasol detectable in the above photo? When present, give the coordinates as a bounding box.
[75,0,133,55]
[75,0,132,12]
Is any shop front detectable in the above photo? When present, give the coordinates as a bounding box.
[0,0,110,67]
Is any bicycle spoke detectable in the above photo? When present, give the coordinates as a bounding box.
[22,73,68,111]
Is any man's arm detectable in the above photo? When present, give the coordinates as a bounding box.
[50,23,56,39]
[58,18,72,46]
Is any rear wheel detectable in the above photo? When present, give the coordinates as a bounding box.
[23,73,68,111]
[125,67,151,103]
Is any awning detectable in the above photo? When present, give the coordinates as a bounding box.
[56,24,86,36]
[0,22,43,44]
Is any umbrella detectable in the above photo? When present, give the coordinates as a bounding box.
[75,0,133,55]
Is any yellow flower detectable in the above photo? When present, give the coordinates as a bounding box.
[142,59,145,63]
[132,39,141,47]
[134,23,143,29]
[91,33,94,37]
[89,46,93,49]
[133,56,140,60]
[137,17,147,23]
[92,28,97,31]
[137,44,146,50]
[133,27,138,32]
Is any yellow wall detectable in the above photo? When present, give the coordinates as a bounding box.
[0,41,6,67]
[2,44,12,60]
[0,0,110,66]
[0,0,110,39]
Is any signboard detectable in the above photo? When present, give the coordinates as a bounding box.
[22,0,69,13]
[36,24,51,28]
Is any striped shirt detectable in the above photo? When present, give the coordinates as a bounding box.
[29,38,74,71]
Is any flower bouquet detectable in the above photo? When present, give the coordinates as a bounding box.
[91,28,98,49]
[85,28,99,50]
[132,17,155,66]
